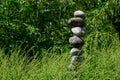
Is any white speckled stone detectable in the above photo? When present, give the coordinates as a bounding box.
[68,17,84,27]
[71,27,86,37]
[74,10,85,19]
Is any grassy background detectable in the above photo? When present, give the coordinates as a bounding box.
[0,38,120,80]
[0,0,120,80]
[0,34,120,80]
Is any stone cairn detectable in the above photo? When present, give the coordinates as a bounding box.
[68,10,86,80]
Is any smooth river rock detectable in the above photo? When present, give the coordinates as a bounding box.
[74,10,85,19]
[71,27,86,37]
[69,36,84,48]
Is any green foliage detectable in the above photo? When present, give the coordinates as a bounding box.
[0,0,120,79]
[105,0,120,23]
[0,0,77,54]
[0,0,120,53]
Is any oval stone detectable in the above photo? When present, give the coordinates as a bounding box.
[74,10,85,19]
[68,17,84,27]
[71,27,86,37]
[69,36,84,48]
[70,48,82,56]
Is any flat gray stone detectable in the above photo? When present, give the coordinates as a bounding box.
[69,36,84,48]
[68,17,84,27]
[71,27,86,37]
[74,10,85,19]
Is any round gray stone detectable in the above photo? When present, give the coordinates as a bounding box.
[71,27,86,37]
[74,10,85,19]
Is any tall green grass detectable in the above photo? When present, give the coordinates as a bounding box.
[0,1,120,79]
[0,36,120,80]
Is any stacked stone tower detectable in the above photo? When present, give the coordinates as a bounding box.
[68,10,86,80]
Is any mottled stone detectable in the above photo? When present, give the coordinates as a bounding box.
[68,64,75,70]
[70,48,82,56]
[74,10,85,19]
[68,17,84,27]
[69,36,84,48]
[77,56,85,62]
[71,56,85,64]
[71,56,78,64]
[71,27,86,37]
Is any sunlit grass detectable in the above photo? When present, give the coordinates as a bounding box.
[0,0,120,80]
[0,37,120,80]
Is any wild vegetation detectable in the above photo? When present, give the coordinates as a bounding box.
[0,0,120,80]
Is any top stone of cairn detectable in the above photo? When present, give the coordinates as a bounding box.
[74,10,85,19]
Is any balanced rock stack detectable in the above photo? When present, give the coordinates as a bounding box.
[68,10,86,79]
